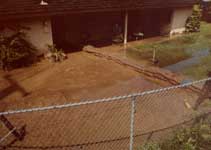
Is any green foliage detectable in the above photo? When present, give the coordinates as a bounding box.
[181,22,211,79]
[132,22,211,78]
[0,32,37,70]
[139,143,161,150]
[183,55,211,80]
[139,118,211,150]
[161,120,211,150]
[46,45,67,62]
[186,6,202,33]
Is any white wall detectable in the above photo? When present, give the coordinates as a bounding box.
[0,19,53,54]
[170,7,193,36]
[22,19,53,54]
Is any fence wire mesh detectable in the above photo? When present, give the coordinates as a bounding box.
[0,78,211,150]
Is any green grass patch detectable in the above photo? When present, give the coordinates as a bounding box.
[181,22,211,79]
[128,35,196,67]
[127,46,190,67]
[128,22,211,78]
[183,55,211,79]
[188,22,211,52]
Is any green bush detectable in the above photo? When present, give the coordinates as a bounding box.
[139,118,211,150]
[0,32,37,70]
[186,6,202,33]
[139,143,161,150]
[160,121,211,150]
[46,45,67,62]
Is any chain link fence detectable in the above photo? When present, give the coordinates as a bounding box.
[0,78,211,150]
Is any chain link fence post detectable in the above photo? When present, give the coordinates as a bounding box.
[129,96,136,150]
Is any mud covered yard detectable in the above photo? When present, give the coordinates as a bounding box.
[0,51,160,111]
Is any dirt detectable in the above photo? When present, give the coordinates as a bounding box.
[0,51,160,111]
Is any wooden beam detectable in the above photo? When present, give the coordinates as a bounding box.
[0,115,24,141]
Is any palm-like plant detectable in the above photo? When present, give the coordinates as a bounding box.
[0,32,37,70]
[46,45,67,62]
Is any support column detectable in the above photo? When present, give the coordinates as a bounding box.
[124,11,128,45]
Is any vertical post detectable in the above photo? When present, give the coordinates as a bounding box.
[153,48,156,63]
[129,97,136,150]
[124,10,128,45]
[170,10,175,38]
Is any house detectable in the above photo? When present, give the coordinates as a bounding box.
[0,0,196,53]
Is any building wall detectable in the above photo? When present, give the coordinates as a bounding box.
[0,19,53,54]
[23,19,53,54]
[170,7,193,36]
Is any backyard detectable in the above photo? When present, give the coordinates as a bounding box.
[1,18,211,150]
[1,1,211,150]
[0,51,204,150]
[2,40,210,150]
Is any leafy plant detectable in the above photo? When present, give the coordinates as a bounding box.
[139,117,211,150]
[186,6,202,33]
[160,119,211,150]
[0,32,37,70]
[46,45,67,62]
[139,143,161,150]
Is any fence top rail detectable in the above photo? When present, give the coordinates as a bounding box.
[0,78,210,116]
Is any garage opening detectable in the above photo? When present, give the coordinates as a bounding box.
[128,9,173,40]
[52,12,124,52]
[52,9,173,52]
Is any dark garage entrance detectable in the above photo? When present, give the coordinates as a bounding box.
[52,12,124,52]
[128,9,173,39]
[52,9,173,52]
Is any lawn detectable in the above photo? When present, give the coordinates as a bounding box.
[128,22,211,79]
[182,22,211,79]
[182,55,211,79]
[127,35,195,67]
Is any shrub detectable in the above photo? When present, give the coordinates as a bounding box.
[186,6,202,33]
[139,143,161,150]
[0,32,37,70]
[140,117,211,150]
[45,45,67,62]
[160,119,211,150]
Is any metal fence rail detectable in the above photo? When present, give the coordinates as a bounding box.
[0,78,211,150]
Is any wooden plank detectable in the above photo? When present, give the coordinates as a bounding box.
[0,115,24,141]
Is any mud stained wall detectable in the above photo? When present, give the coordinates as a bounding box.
[0,19,53,54]
[23,19,53,54]
[170,7,193,36]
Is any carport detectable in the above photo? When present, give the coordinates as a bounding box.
[52,12,125,51]
[51,8,173,52]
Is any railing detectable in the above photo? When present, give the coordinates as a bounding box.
[0,78,211,150]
